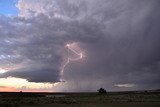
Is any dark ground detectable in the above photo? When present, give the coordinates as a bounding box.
[0,90,160,107]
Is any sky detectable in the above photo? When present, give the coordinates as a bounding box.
[0,0,160,92]
[0,0,18,16]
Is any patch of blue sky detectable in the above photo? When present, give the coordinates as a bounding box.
[0,0,19,16]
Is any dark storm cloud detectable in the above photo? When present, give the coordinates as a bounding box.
[0,14,66,82]
[60,0,160,91]
[0,0,160,91]
[1,65,60,82]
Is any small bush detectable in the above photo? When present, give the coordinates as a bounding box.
[97,88,107,94]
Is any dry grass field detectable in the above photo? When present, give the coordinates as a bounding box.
[0,91,160,107]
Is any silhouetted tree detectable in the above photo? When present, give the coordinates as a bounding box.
[97,88,107,94]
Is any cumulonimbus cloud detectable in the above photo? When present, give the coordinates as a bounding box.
[0,0,160,91]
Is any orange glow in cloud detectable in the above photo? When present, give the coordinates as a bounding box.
[0,86,53,92]
[0,86,17,92]
[0,77,54,92]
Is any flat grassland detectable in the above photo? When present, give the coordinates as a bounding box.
[0,91,160,107]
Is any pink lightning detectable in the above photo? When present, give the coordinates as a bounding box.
[61,42,84,74]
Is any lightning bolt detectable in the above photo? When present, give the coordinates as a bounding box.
[60,42,84,75]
